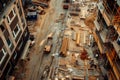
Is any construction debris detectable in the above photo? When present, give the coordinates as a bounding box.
[60,37,69,57]
[62,0,70,9]
[50,0,100,80]
[76,32,80,46]
[80,49,88,60]
[12,0,102,80]
[32,1,49,8]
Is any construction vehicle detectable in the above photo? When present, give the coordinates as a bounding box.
[44,33,53,53]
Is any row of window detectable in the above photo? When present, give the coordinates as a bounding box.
[0,28,29,66]
[0,48,7,65]
[7,7,22,39]
[0,24,21,67]
[12,24,21,39]
[0,7,21,39]
[0,23,21,40]
[97,10,108,29]
[0,1,27,73]
[7,8,16,24]
[0,8,21,64]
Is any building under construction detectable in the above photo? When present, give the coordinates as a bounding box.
[0,0,120,80]
[0,0,29,79]
[94,0,120,80]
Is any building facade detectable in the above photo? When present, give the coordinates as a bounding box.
[0,0,29,79]
[94,0,120,80]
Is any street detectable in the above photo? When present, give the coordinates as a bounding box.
[24,0,67,80]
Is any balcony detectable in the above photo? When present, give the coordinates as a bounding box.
[112,24,120,37]
[93,30,105,53]
[103,1,118,26]
[99,29,109,43]
[102,10,112,26]
[97,1,112,26]
[94,19,101,31]
[97,1,104,14]
[112,41,120,58]
[114,60,120,75]
[106,50,120,80]
[97,10,108,29]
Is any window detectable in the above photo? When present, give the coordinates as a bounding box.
[0,25,5,31]
[7,8,16,23]
[12,24,21,38]
[24,31,28,37]
[6,38,12,48]
[17,3,20,8]
[14,51,17,60]
[117,37,120,45]
[0,2,3,12]
[0,48,7,64]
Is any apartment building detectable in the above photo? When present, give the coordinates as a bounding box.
[94,0,120,80]
[0,0,29,79]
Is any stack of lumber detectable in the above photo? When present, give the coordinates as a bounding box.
[60,38,69,57]
[76,33,80,46]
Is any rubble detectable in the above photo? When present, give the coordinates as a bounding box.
[32,1,49,8]
[50,0,100,80]
[60,38,69,57]
[11,0,102,80]
[62,0,70,10]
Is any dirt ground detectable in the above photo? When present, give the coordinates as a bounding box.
[12,0,104,80]
[12,0,67,80]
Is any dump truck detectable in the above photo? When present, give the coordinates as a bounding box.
[44,33,53,53]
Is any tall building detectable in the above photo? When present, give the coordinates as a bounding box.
[0,0,29,79]
[94,0,120,80]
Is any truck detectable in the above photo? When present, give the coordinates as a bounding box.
[44,33,53,53]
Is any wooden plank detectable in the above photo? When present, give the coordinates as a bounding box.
[76,33,80,46]
[60,38,69,56]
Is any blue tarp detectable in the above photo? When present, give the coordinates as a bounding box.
[27,11,37,20]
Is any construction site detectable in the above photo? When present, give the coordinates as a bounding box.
[0,0,120,80]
